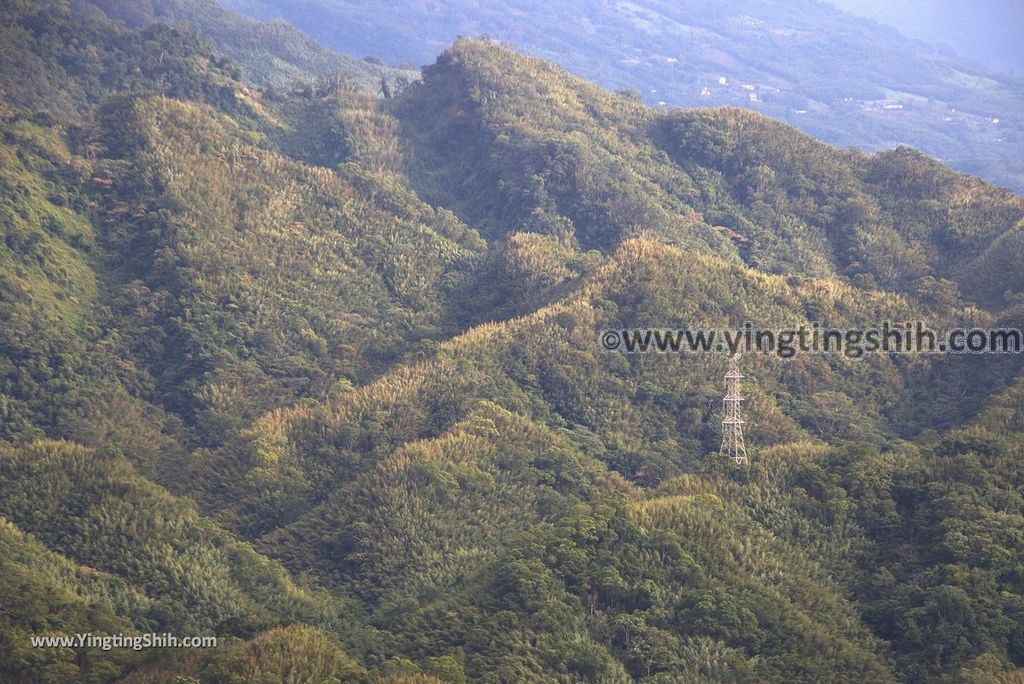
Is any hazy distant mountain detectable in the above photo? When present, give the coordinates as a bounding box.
[826,0,1024,76]
[220,0,1024,192]
[72,0,417,90]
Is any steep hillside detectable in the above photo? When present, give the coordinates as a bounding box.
[222,0,1024,192]
[1,4,1023,682]
[395,41,1024,304]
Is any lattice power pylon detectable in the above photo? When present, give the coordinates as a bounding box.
[720,355,748,464]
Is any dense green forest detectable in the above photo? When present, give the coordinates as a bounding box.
[218,0,1024,193]
[1,1,1023,681]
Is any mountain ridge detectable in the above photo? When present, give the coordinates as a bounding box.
[1,3,1023,681]
[220,0,1024,192]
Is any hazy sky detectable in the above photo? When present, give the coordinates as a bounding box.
[825,0,1024,75]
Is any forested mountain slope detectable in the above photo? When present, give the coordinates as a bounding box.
[1,2,1024,681]
[221,0,1024,193]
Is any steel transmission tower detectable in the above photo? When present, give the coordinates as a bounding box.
[720,355,748,464]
